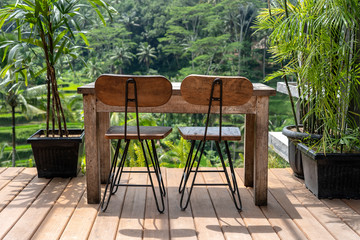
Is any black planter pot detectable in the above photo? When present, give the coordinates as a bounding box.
[298,143,360,199]
[27,129,85,178]
[282,125,322,179]
[282,126,312,179]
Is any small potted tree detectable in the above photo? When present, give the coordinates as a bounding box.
[256,0,360,198]
[0,0,115,177]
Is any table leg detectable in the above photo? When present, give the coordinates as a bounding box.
[83,94,100,204]
[244,114,255,187]
[254,96,269,206]
[98,112,110,183]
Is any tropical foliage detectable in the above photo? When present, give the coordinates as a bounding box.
[0,0,292,167]
[255,0,360,152]
[0,0,115,136]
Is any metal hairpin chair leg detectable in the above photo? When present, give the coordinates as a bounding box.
[178,140,196,194]
[179,140,242,211]
[179,140,206,211]
[101,139,130,212]
[100,139,166,213]
[146,140,166,197]
[215,141,242,210]
[140,139,165,213]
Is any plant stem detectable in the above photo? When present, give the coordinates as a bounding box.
[11,105,16,167]
[282,62,300,132]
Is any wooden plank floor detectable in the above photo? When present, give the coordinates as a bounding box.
[0,167,359,240]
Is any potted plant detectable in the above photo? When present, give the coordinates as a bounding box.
[255,0,360,198]
[0,0,115,177]
[281,125,321,179]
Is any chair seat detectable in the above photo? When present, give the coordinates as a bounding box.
[178,127,241,141]
[105,126,172,140]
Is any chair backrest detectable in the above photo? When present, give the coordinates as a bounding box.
[95,74,172,107]
[180,74,253,106]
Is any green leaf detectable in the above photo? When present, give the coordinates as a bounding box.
[54,38,68,64]
[78,32,89,46]
[0,64,12,78]
[94,8,105,26]
[34,67,46,78]
[8,44,21,62]
[22,69,28,86]
[21,38,43,48]
[0,13,10,30]
[22,0,35,8]
[34,0,41,17]
[15,71,19,82]
[2,46,9,62]
[54,29,68,46]
[0,41,16,49]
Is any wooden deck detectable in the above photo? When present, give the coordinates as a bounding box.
[0,167,359,240]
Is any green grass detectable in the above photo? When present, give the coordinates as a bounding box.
[4,144,31,151]
[60,83,82,91]
[0,123,43,131]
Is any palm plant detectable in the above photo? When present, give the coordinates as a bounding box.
[0,0,115,137]
[255,0,360,152]
[162,138,191,168]
[110,45,135,74]
[136,42,157,71]
[86,58,104,80]
[0,70,45,166]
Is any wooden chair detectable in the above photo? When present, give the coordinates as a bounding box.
[178,74,253,211]
[95,74,172,213]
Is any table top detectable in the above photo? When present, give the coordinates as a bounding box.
[77,82,276,97]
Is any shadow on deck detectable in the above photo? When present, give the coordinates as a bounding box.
[0,167,359,240]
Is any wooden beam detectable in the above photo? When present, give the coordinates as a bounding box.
[83,94,100,203]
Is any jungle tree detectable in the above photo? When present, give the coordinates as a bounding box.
[0,0,115,137]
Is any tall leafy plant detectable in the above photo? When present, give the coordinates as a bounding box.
[0,0,115,137]
[0,70,45,166]
[255,0,360,152]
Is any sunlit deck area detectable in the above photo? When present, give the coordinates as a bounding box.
[0,167,360,240]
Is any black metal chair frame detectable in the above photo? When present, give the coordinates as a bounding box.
[179,78,242,211]
[100,78,166,213]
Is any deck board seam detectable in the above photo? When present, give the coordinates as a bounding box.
[29,178,72,240]
[320,199,360,238]
[112,168,129,240]
[342,199,360,215]
[267,170,313,240]
[58,189,87,239]
[165,169,172,240]
[233,168,282,240]
[0,177,52,239]
[0,170,37,213]
[270,169,344,240]
[0,168,25,191]
[188,188,199,240]
[1,168,360,240]
[104,170,130,240]
[275,168,360,239]
[142,172,149,240]
[214,167,253,239]
[200,171,227,240]
[59,180,87,239]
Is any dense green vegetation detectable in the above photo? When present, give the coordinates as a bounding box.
[0,0,291,167]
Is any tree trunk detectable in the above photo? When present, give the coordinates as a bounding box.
[11,105,16,167]
[192,52,195,70]
[238,25,244,75]
[263,37,267,80]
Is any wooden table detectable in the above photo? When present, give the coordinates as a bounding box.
[77,82,276,206]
